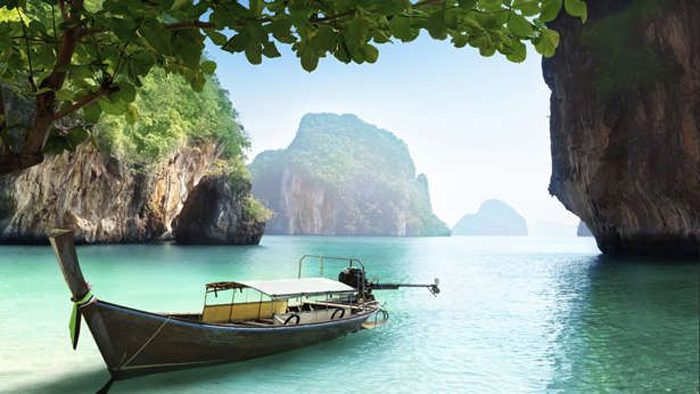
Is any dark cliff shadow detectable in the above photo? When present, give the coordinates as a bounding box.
[594,253,700,266]
[546,255,699,392]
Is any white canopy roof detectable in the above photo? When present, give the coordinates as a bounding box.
[237,277,355,298]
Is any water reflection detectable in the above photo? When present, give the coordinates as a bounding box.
[548,256,699,392]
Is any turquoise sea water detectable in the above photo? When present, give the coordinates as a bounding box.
[0,236,697,393]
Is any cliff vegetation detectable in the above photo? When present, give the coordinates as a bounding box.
[250,113,449,237]
[0,68,267,244]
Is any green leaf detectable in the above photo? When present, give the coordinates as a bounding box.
[244,42,262,64]
[82,103,102,123]
[112,82,137,103]
[43,132,71,155]
[206,29,228,46]
[389,16,413,42]
[478,0,503,12]
[128,51,156,76]
[68,64,94,83]
[312,26,336,52]
[452,34,469,48]
[333,45,351,63]
[139,21,173,54]
[363,44,379,63]
[512,0,540,16]
[98,97,127,115]
[539,0,563,22]
[173,30,206,69]
[201,60,217,74]
[269,17,295,44]
[125,103,139,125]
[345,18,369,47]
[261,41,281,58]
[222,32,249,53]
[426,11,447,40]
[534,28,560,57]
[171,0,189,10]
[55,89,73,101]
[300,45,319,72]
[65,127,90,149]
[458,0,477,9]
[506,40,527,62]
[34,87,53,96]
[564,0,587,23]
[507,14,534,38]
[189,71,206,92]
[474,35,495,57]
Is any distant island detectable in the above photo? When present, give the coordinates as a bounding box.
[453,199,528,236]
[249,113,450,236]
[577,221,594,237]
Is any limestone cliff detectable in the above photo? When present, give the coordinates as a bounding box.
[249,113,450,236]
[544,0,700,257]
[0,143,265,244]
[577,221,593,237]
[0,143,214,243]
[174,174,266,245]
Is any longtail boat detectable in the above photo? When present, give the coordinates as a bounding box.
[49,230,440,381]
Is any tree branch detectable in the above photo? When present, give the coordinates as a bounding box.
[57,0,68,19]
[309,10,355,24]
[52,5,59,51]
[16,9,37,92]
[53,85,113,121]
[413,0,445,7]
[166,21,216,31]
[24,0,85,154]
[0,87,9,155]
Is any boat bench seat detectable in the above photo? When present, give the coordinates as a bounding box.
[202,300,288,323]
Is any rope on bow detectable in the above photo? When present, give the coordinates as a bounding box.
[69,290,95,349]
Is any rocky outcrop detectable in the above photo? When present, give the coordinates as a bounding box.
[250,113,450,236]
[174,175,265,245]
[544,0,700,257]
[453,199,528,236]
[577,221,593,237]
[0,143,262,244]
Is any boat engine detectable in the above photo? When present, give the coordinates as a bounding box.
[338,266,440,298]
[338,266,370,296]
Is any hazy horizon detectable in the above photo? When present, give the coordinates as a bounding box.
[206,34,580,228]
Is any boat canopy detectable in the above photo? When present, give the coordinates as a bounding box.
[205,277,356,299]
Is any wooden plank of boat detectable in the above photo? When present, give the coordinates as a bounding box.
[96,299,374,378]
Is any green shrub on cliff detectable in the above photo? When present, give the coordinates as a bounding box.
[96,68,269,223]
[96,68,248,167]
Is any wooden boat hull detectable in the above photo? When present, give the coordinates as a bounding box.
[82,300,375,379]
[48,230,378,379]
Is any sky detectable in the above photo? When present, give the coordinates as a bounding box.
[205,35,580,229]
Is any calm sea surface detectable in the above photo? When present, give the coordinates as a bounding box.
[0,236,697,393]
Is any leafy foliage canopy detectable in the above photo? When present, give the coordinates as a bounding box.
[0,0,586,173]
